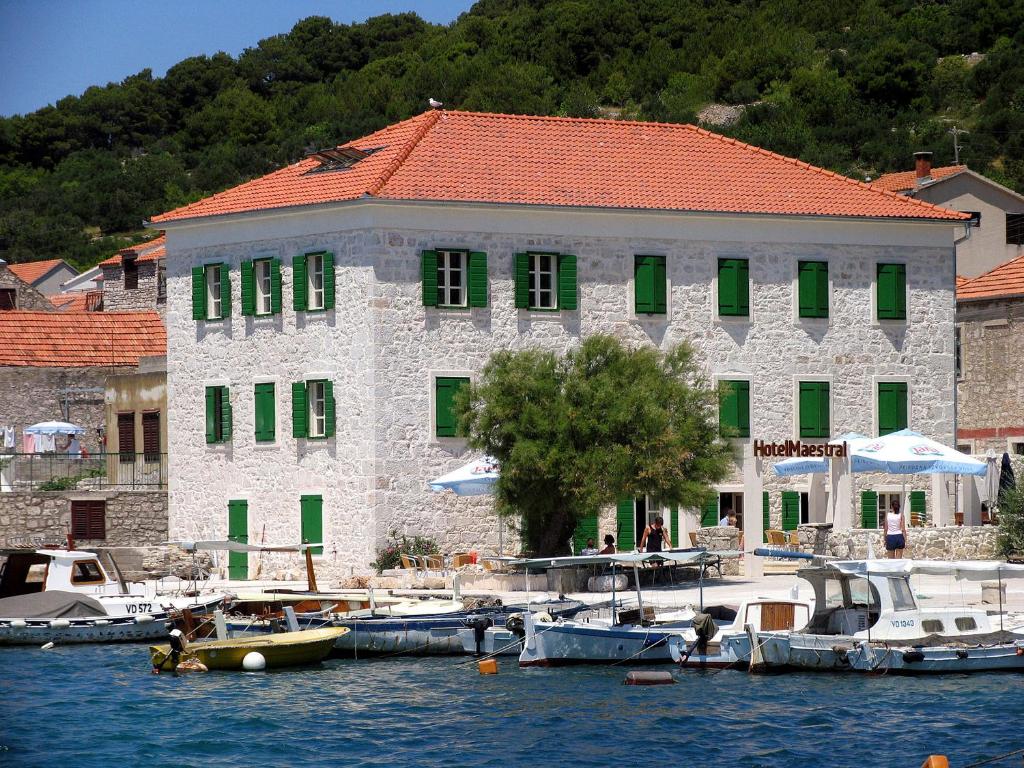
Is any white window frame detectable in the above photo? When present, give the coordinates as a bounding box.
[872,375,912,437]
[205,264,222,321]
[529,253,558,310]
[437,249,468,308]
[307,380,326,439]
[307,253,325,311]
[1006,437,1024,457]
[791,257,832,326]
[254,259,272,316]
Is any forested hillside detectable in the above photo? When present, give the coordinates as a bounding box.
[2,0,1023,268]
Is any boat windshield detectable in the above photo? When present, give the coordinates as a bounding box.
[888,577,916,611]
[848,577,875,607]
[824,578,846,608]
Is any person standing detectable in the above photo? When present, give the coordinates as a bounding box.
[885,498,908,559]
[640,516,671,552]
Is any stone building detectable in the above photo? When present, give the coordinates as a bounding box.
[0,259,55,311]
[874,153,1024,278]
[149,110,965,579]
[104,355,168,487]
[99,235,166,312]
[6,258,79,297]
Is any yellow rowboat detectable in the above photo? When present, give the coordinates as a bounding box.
[149,627,348,671]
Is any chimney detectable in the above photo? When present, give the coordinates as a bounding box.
[914,151,933,184]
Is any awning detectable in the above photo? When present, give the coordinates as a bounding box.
[829,559,1024,581]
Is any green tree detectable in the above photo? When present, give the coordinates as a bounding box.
[997,486,1024,558]
[456,335,733,555]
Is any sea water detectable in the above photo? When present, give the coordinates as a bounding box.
[0,644,1020,767]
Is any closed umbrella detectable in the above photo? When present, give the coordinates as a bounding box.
[983,454,1001,506]
[999,452,1016,505]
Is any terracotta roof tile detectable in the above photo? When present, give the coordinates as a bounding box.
[99,234,166,267]
[0,311,165,367]
[152,111,968,224]
[47,292,90,311]
[955,275,969,290]
[957,255,1024,301]
[871,165,965,193]
[7,259,70,285]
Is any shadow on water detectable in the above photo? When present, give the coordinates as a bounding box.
[0,645,1020,768]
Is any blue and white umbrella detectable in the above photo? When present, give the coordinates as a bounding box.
[24,421,85,435]
[851,429,987,477]
[772,433,869,476]
[428,456,500,496]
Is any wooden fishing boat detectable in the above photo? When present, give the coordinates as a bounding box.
[149,627,348,671]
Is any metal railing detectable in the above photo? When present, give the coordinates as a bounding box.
[0,452,167,491]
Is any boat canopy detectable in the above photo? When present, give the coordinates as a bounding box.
[167,540,322,553]
[512,550,741,569]
[828,559,1024,581]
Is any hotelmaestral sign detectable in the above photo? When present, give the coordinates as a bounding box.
[753,439,848,458]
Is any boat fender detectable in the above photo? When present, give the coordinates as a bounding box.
[624,670,675,686]
[478,659,498,675]
[1017,646,1024,657]
[955,649,969,659]
[533,612,553,623]
[135,614,154,624]
[49,619,70,629]
[902,650,926,663]
[95,620,110,626]
[10,619,26,628]
[41,641,55,650]
[176,658,209,674]
[242,652,267,671]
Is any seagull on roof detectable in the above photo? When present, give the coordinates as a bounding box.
[428,98,443,109]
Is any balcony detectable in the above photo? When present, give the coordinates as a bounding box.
[0,452,167,492]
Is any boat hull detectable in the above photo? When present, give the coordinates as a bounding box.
[667,633,752,670]
[758,632,851,671]
[518,620,684,667]
[847,641,1024,674]
[333,616,499,656]
[0,615,172,645]
[149,627,347,671]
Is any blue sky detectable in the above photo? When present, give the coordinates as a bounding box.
[0,0,474,117]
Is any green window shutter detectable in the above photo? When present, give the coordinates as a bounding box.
[254,383,275,442]
[701,497,719,528]
[736,259,749,315]
[323,380,335,437]
[292,254,307,312]
[798,261,828,318]
[322,252,335,310]
[762,491,770,543]
[514,252,530,308]
[861,490,879,529]
[572,512,599,554]
[192,267,206,321]
[291,381,308,439]
[204,386,216,444]
[421,250,438,307]
[434,377,469,438]
[557,254,577,310]
[270,258,282,314]
[877,263,907,320]
[670,505,679,547]
[781,491,800,531]
[241,260,255,316]
[217,263,230,319]
[220,386,232,443]
[635,255,655,314]
[653,256,667,314]
[910,489,926,527]
[300,495,324,555]
[878,382,908,435]
[718,258,749,316]
[227,500,248,580]
[799,381,830,439]
[469,251,488,308]
[616,498,635,551]
[719,380,750,438]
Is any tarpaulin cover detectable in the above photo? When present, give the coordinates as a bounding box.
[0,590,107,618]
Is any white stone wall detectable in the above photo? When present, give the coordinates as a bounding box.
[162,204,955,578]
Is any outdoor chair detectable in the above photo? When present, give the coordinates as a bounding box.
[786,530,799,547]
[452,553,473,568]
[399,554,419,570]
[766,530,787,558]
[423,554,445,573]
[688,532,698,547]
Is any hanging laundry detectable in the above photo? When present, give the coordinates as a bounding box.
[2,426,14,449]
[22,433,35,453]
[38,433,56,453]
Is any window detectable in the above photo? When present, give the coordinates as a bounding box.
[890,578,916,611]
[797,261,828,319]
[955,327,962,379]
[438,250,467,307]
[254,259,273,315]
[206,265,221,319]
[254,382,276,443]
[422,250,487,308]
[435,377,470,437]
[965,211,981,228]
[1007,213,1024,245]
[291,379,335,439]
[71,559,105,582]
[877,263,906,320]
[193,263,229,321]
[300,495,324,555]
[293,252,334,312]
[877,382,908,435]
[307,253,325,310]
[204,386,232,444]
[955,616,978,631]
[157,263,167,304]
[781,491,799,531]
[634,255,667,315]
[71,501,106,540]
[242,259,281,316]
[921,619,944,633]
[142,411,160,462]
[910,489,926,526]
[717,258,749,317]
[123,257,138,290]
[798,381,830,438]
[1013,442,1024,456]
[117,412,135,463]
[719,380,750,438]
[0,288,15,310]
[227,500,248,580]
[514,252,576,311]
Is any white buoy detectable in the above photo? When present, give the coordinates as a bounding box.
[41,641,55,650]
[242,652,266,671]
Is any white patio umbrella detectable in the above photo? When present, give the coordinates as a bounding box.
[428,456,504,555]
[24,421,85,435]
[851,430,986,476]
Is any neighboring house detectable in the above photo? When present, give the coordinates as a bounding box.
[6,258,80,296]
[61,264,103,293]
[874,152,1024,278]
[0,311,166,456]
[955,256,1024,454]
[0,259,55,311]
[149,109,965,578]
[105,355,167,488]
[99,235,166,312]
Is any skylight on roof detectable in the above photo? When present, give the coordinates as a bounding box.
[307,146,381,173]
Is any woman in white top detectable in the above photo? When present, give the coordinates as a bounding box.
[884,499,908,559]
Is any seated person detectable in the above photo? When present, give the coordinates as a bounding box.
[598,534,615,555]
[580,537,599,556]
[719,508,736,527]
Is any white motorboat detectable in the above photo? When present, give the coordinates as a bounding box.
[845,637,1024,674]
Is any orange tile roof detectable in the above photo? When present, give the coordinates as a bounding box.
[47,292,90,311]
[152,111,968,224]
[0,311,166,367]
[955,275,969,290]
[7,258,70,285]
[871,165,965,193]
[957,255,1024,301]
[99,234,166,267]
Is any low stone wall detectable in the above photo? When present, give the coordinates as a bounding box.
[794,524,997,560]
[696,526,741,575]
[0,490,167,548]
